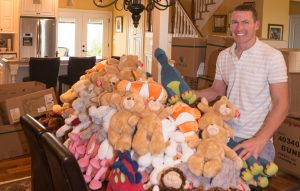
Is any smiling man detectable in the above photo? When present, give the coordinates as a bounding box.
[194,4,288,163]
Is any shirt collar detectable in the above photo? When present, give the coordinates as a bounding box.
[229,37,260,56]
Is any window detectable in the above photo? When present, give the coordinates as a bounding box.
[57,9,112,58]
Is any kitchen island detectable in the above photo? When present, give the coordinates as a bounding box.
[0,58,69,84]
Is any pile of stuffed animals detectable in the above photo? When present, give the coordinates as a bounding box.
[47,48,278,191]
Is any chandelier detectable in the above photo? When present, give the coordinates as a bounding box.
[93,0,176,28]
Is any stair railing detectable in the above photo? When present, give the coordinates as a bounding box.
[173,1,203,38]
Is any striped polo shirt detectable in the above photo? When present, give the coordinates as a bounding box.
[215,38,288,138]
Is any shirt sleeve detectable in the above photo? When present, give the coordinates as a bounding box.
[268,50,288,84]
[215,51,224,81]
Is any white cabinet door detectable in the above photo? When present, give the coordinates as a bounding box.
[21,0,57,17]
[38,0,56,16]
[21,0,37,16]
[0,0,14,33]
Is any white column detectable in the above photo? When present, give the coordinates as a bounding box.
[8,63,19,83]
[152,8,169,82]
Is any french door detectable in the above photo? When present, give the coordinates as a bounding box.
[57,9,112,58]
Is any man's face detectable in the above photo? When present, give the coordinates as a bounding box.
[230,10,259,46]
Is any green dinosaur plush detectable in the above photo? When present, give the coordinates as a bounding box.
[154,48,196,105]
[227,139,278,188]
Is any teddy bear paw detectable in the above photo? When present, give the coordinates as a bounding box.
[181,91,196,105]
[235,157,244,170]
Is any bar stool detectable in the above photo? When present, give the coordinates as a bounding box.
[58,56,96,96]
[23,57,60,89]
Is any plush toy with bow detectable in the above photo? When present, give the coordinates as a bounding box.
[154,48,196,105]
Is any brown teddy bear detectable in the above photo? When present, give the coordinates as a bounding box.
[212,96,240,121]
[107,92,145,152]
[187,97,243,178]
[132,100,173,156]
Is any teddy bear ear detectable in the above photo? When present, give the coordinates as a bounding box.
[220,96,228,101]
[197,97,211,113]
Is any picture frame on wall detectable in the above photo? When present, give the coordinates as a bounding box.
[115,16,123,33]
[268,24,283,40]
[213,15,227,33]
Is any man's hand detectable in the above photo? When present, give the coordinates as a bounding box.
[233,136,268,160]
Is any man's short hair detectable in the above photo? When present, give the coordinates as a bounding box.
[234,4,258,21]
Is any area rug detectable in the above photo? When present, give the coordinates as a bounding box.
[0,176,31,191]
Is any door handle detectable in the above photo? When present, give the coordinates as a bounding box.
[82,45,87,52]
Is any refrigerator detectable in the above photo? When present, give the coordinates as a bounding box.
[19,17,57,61]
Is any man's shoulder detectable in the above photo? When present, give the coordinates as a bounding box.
[254,39,283,58]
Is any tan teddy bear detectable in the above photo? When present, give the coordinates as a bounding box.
[212,96,240,121]
[107,92,145,152]
[187,97,243,178]
[131,100,173,156]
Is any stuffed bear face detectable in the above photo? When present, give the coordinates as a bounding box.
[212,96,240,121]
[198,112,233,144]
[121,93,145,113]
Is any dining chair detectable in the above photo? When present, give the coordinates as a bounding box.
[58,56,96,96]
[20,114,54,191]
[40,131,88,191]
[23,57,60,89]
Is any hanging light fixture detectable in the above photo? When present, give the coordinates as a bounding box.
[93,0,176,28]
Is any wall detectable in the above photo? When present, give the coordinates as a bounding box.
[58,0,112,11]
[260,0,289,41]
[112,1,127,56]
[290,1,300,14]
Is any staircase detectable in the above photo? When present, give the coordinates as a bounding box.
[173,0,224,38]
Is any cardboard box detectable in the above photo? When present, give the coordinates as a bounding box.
[273,117,300,179]
[197,75,213,90]
[0,88,57,124]
[184,75,213,90]
[172,37,206,77]
[205,35,234,78]
[0,123,29,160]
[280,48,300,73]
[288,73,300,118]
[260,39,288,48]
[0,81,46,101]
[184,76,199,90]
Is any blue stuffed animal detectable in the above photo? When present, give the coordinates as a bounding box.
[154,48,196,105]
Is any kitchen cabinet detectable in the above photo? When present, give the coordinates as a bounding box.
[20,0,57,17]
[0,0,14,33]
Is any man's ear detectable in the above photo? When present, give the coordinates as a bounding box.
[255,20,260,31]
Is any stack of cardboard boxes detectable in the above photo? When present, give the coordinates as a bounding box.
[0,82,57,160]
[171,35,234,90]
[273,48,300,179]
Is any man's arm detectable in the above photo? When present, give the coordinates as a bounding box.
[193,79,227,102]
[234,82,289,160]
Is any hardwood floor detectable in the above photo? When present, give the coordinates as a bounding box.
[0,155,31,182]
[0,154,300,190]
